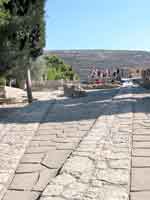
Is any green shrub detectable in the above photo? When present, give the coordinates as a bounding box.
[45,56,80,81]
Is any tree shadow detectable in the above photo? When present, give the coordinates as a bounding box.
[0,86,150,125]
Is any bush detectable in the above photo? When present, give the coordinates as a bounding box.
[0,76,6,86]
[45,56,80,81]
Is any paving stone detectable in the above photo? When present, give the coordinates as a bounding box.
[95,168,129,185]
[36,130,57,135]
[1,88,134,199]
[0,172,13,186]
[42,150,71,169]
[62,156,94,181]
[56,143,77,150]
[21,153,45,164]
[133,141,150,148]
[62,182,87,199]
[33,135,56,141]
[40,197,65,200]
[3,190,40,200]
[16,163,42,173]
[85,185,128,200]
[33,168,57,191]
[108,159,130,169]
[133,135,150,141]
[0,184,6,200]
[26,146,55,154]
[101,151,129,159]
[2,135,32,145]
[130,191,150,200]
[29,141,55,147]
[9,173,39,190]
[42,183,64,196]
[133,129,150,135]
[132,148,150,157]
[131,168,150,191]
[132,157,150,167]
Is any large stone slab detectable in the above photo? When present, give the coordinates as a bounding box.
[133,142,150,148]
[29,140,55,147]
[132,148,150,157]
[21,153,45,164]
[9,173,39,190]
[42,150,71,169]
[131,168,150,191]
[26,146,55,154]
[33,168,57,192]
[132,157,150,167]
[133,135,150,141]
[3,191,40,200]
[16,164,42,173]
[130,191,150,200]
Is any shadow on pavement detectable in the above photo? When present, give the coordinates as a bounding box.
[0,86,150,124]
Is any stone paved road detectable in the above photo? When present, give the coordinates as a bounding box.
[0,88,119,200]
[0,92,57,200]
[130,87,150,200]
[1,86,150,200]
[40,87,133,200]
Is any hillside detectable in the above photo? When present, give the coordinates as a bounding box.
[45,50,150,80]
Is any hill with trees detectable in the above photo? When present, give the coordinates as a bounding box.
[45,50,150,80]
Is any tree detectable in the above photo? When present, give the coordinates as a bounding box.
[45,55,79,81]
[30,55,48,81]
[0,0,46,102]
[0,0,10,25]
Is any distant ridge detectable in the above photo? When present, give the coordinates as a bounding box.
[44,49,150,80]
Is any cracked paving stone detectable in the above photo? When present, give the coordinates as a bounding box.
[101,151,129,159]
[95,168,129,185]
[0,172,13,186]
[0,184,6,199]
[108,159,130,169]
[62,182,87,200]
[84,185,128,200]
[42,150,71,169]
[62,156,94,180]
[42,184,63,196]
[33,168,57,192]
[3,191,40,200]
[9,173,39,190]
[42,173,76,196]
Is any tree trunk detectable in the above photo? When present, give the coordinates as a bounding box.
[26,68,33,103]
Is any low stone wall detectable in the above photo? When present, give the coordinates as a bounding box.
[31,80,80,91]
[63,84,86,97]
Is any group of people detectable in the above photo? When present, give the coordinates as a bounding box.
[88,66,121,83]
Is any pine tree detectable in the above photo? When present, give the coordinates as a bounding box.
[0,0,46,102]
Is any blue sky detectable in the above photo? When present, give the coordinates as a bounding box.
[45,0,150,50]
